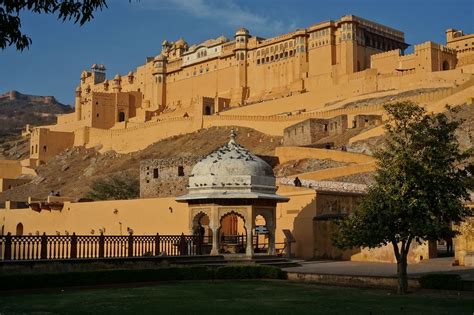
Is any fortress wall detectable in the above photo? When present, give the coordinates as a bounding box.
[275,147,375,164]
[0,160,22,179]
[276,186,317,259]
[56,113,77,125]
[86,117,197,153]
[351,241,432,264]
[0,198,189,236]
[370,49,403,74]
[297,162,376,181]
[455,216,474,266]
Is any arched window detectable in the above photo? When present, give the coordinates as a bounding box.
[16,223,23,236]
[442,60,450,71]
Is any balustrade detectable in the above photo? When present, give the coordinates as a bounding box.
[0,232,213,261]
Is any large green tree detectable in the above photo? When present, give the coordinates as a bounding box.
[1,0,108,51]
[333,102,473,294]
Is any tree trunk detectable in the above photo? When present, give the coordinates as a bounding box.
[396,255,408,294]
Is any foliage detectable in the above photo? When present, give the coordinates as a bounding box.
[1,0,108,50]
[85,173,139,200]
[332,101,473,294]
[0,265,287,290]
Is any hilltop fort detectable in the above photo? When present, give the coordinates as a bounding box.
[1,15,473,266]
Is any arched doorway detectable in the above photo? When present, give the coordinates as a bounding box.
[118,111,125,122]
[442,60,450,71]
[204,106,212,116]
[191,212,212,254]
[219,212,246,254]
[254,214,269,254]
[16,223,23,236]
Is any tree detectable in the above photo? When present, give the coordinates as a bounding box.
[85,173,139,201]
[1,0,108,51]
[332,102,473,294]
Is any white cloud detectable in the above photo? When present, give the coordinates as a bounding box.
[140,0,293,37]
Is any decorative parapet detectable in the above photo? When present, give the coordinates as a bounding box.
[277,177,368,194]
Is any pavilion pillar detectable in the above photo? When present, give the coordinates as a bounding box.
[210,225,219,255]
[268,222,276,256]
[245,220,254,257]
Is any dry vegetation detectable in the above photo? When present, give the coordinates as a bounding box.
[0,126,281,201]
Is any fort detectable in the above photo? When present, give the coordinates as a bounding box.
[1,15,473,266]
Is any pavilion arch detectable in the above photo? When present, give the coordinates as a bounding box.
[218,210,247,254]
[190,209,211,232]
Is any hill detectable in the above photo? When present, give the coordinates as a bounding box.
[0,90,73,139]
[0,126,282,201]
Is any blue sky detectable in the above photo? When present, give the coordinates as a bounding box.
[0,0,473,105]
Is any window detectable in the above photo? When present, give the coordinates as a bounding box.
[178,166,184,177]
[43,145,47,152]
[153,168,159,178]
[118,112,125,122]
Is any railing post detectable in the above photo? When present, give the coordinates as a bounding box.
[155,233,160,256]
[40,233,47,259]
[99,233,105,258]
[70,233,77,259]
[179,233,187,256]
[128,232,133,257]
[4,232,12,261]
[196,234,202,256]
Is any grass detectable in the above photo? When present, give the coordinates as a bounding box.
[1,280,473,315]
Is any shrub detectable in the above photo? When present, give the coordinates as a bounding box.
[84,172,139,200]
[0,265,287,290]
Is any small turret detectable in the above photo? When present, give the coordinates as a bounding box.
[75,86,82,121]
[113,74,122,92]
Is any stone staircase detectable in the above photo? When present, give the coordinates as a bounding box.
[166,254,300,268]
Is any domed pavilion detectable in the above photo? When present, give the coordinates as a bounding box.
[176,130,288,257]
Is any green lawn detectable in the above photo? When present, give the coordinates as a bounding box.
[0,280,473,315]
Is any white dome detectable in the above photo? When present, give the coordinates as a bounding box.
[191,138,273,178]
[177,130,287,202]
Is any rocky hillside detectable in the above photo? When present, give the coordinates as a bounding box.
[0,90,73,139]
[0,126,282,201]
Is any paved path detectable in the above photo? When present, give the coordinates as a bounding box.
[284,257,474,280]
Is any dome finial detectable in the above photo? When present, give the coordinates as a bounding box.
[229,128,237,145]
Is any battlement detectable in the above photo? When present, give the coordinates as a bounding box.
[370,49,402,60]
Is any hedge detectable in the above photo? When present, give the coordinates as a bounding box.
[419,274,464,290]
[0,265,287,290]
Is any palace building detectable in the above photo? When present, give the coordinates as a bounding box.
[1,14,473,266]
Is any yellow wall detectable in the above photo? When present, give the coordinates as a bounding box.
[0,198,188,236]
[0,160,22,179]
[275,146,375,164]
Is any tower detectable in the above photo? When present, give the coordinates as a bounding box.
[234,28,250,105]
[152,54,166,111]
[75,86,82,121]
[91,64,106,84]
